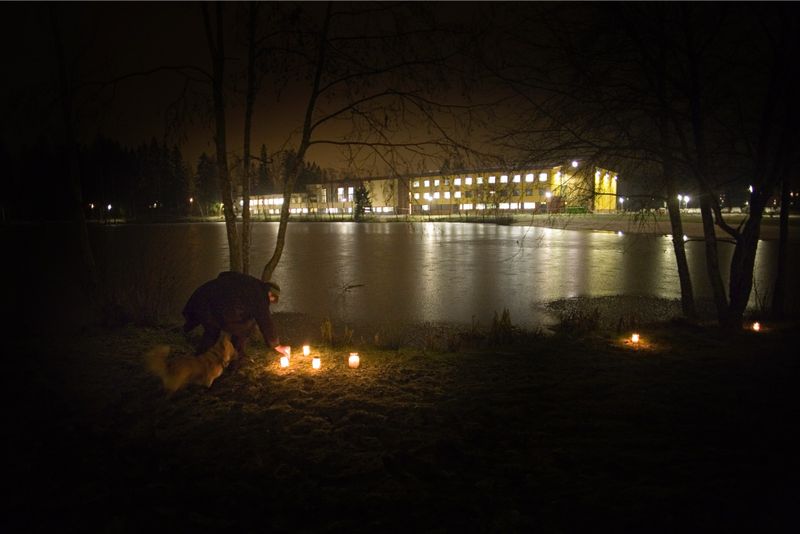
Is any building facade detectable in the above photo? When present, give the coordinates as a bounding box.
[243,161,617,217]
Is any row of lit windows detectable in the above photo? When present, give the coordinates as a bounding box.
[413,189,549,201]
[411,173,549,189]
[419,202,539,211]
[248,205,396,215]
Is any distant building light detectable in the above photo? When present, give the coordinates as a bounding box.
[539,173,548,182]
[571,160,579,168]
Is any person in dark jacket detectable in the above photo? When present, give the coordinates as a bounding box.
[182,271,290,367]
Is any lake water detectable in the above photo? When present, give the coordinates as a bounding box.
[68,221,797,329]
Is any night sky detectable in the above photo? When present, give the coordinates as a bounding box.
[1,2,797,191]
[2,1,497,174]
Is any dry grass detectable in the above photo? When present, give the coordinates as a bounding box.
[8,313,800,532]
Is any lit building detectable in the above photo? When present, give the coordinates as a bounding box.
[242,161,617,217]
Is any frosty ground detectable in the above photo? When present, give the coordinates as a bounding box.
[7,298,799,533]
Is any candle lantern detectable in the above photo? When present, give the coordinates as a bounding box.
[312,356,321,369]
[752,322,761,332]
[280,356,290,368]
[631,333,640,344]
[348,352,360,369]
[303,345,311,356]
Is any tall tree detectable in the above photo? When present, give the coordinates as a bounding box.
[202,1,242,272]
[49,4,98,298]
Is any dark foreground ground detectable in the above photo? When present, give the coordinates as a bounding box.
[6,312,800,533]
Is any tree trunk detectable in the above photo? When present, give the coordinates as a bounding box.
[261,2,333,282]
[771,178,790,319]
[727,196,764,329]
[49,5,99,300]
[682,7,729,325]
[665,185,696,320]
[241,2,259,276]
[203,2,242,272]
[699,194,729,324]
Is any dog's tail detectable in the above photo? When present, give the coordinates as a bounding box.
[144,345,172,388]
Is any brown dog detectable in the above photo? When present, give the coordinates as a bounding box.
[145,331,236,394]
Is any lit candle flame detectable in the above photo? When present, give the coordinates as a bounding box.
[631,333,640,344]
[348,352,360,369]
[303,345,311,356]
[752,322,761,332]
[312,356,321,369]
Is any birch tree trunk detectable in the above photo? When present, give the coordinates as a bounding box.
[203,2,242,273]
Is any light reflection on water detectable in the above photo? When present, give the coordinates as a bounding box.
[68,221,797,329]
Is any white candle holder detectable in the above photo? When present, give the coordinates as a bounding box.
[312,356,321,369]
[280,355,290,368]
[303,345,311,356]
[348,352,360,369]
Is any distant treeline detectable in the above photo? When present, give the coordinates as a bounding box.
[2,136,332,221]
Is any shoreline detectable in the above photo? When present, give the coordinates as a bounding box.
[13,210,795,241]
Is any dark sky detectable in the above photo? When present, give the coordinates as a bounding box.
[1,2,345,168]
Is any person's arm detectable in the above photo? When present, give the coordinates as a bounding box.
[254,300,279,349]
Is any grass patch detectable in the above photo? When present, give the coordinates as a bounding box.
[9,312,800,532]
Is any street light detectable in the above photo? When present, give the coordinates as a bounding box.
[545,191,552,213]
[618,197,625,211]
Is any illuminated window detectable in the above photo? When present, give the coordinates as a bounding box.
[539,173,548,182]
[525,173,534,182]
[500,175,508,184]
[513,174,521,183]
[424,180,430,187]
[422,205,430,211]
[444,178,450,186]
[476,203,486,210]
[477,177,483,184]
[414,193,420,200]
[444,191,450,199]
[348,187,354,202]
[454,191,462,199]
[462,203,473,210]
[524,202,536,209]
[489,176,496,184]
[413,180,419,188]
[338,187,346,202]
[424,193,432,200]
[465,177,473,185]
[434,179,440,186]
[454,178,461,186]
[499,203,510,210]
[433,192,440,199]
